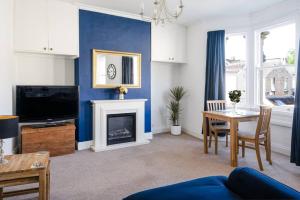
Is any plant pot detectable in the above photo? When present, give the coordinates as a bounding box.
[119,93,124,100]
[171,125,181,136]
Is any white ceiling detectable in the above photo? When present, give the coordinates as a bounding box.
[73,0,286,24]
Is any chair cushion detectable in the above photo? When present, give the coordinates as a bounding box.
[123,176,241,200]
[238,130,255,139]
[226,167,300,199]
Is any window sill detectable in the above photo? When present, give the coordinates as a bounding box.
[238,105,293,128]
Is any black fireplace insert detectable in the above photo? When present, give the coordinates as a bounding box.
[107,113,136,145]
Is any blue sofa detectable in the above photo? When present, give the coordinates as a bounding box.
[124,167,300,200]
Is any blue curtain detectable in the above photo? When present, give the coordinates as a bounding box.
[291,41,300,166]
[204,30,226,111]
[122,56,134,84]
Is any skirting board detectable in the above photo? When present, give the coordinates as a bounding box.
[271,144,290,156]
[152,127,170,134]
[76,132,153,150]
[182,128,290,156]
[145,132,153,140]
[76,140,93,151]
[182,128,201,139]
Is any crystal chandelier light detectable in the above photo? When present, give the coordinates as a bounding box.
[140,0,184,25]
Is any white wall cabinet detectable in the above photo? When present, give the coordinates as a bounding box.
[14,0,79,57]
[152,23,186,63]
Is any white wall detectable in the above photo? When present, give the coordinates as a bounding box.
[180,0,300,156]
[15,53,74,86]
[178,15,252,138]
[151,62,180,134]
[0,0,15,154]
[7,53,74,154]
[0,1,74,154]
[2,0,298,155]
[13,53,75,120]
[178,23,206,137]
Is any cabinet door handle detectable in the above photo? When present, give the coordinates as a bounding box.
[43,47,47,51]
[49,48,53,51]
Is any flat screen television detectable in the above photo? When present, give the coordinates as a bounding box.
[16,86,79,123]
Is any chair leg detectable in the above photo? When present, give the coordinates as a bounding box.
[237,140,239,155]
[265,140,272,165]
[255,141,264,171]
[267,133,272,165]
[209,131,212,148]
[47,171,50,200]
[264,140,269,161]
[214,133,218,155]
[242,141,245,158]
[225,133,228,147]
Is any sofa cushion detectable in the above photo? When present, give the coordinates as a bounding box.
[226,167,300,199]
[124,176,241,200]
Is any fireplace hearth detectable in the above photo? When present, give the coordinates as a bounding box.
[107,113,136,145]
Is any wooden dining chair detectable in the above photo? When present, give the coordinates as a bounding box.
[206,100,230,154]
[238,106,272,171]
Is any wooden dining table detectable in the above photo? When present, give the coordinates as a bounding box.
[202,109,259,167]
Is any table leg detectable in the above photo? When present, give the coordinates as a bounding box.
[47,165,50,200]
[39,169,47,200]
[230,119,238,167]
[0,187,3,200]
[202,113,208,154]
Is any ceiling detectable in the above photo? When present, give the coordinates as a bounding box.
[72,0,286,24]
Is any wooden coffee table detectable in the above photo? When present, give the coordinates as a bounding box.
[0,152,50,200]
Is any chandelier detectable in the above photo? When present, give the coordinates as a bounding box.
[140,0,184,25]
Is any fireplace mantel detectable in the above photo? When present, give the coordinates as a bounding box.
[91,99,148,104]
[91,99,149,152]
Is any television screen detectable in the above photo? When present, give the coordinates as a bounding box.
[16,86,79,123]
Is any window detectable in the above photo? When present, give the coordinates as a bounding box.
[256,23,296,107]
[225,34,247,104]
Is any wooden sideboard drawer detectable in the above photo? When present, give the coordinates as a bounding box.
[21,123,76,156]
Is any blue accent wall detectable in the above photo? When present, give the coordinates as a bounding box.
[75,10,151,142]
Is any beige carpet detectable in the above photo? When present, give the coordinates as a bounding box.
[7,133,300,200]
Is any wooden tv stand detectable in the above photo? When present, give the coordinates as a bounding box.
[21,123,75,156]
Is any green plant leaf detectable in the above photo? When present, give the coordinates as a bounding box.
[170,86,186,102]
[168,86,186,126]
[228,90,242,103]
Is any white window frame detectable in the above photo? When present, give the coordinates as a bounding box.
[254,20,297,114]
[225,32,249,107]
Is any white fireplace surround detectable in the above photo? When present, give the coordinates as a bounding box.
[91,99,150,152]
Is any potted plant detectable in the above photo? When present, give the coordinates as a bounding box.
[228,90,242,112]
[168,86,186,135]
